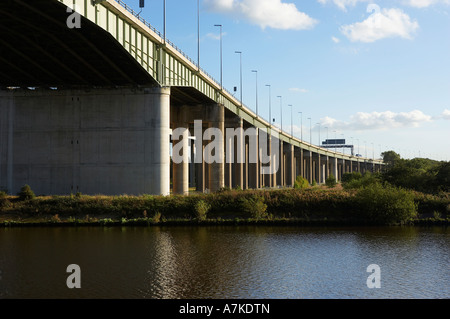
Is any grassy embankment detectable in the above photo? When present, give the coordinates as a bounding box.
[0,182,448,227]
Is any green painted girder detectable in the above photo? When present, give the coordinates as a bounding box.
[57,0,383,165]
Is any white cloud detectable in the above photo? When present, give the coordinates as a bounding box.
[320,110,432,131]
[317,0,370,11]
[403,0,450,8]
[289,88,308,93]
[441,109,450,119]
[331,36,341,43]
[340,8,419,42]
[204,0,318,30]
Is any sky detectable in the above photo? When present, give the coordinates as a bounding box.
[123,0,450,160]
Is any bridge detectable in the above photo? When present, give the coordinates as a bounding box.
[0,0,383,196]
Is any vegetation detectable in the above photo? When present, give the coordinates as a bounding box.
[325,174,337,188]
[380,151,449,193]
[18,185,35,201]
[294,175,309,189]
[1,154,448,227]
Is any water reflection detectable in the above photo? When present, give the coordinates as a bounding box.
[0,226,448,299]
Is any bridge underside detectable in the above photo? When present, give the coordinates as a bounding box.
[0,0,157,87]
[0,0,380,196]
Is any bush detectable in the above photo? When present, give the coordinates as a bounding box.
[294,176,309,189]
[194,200,211,221]
[240,195,268,220]
[355,183,418,225]
[0,191,11,208]
[343,172,379,190]
[18,185,35,201]
[325,174,337,188]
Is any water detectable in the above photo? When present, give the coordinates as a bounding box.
[0,226,448,299]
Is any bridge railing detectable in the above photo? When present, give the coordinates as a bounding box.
[115,1,222,87]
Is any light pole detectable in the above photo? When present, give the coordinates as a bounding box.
[334,130,337,153]
[266,85,272,126]
[298,112,303,141]
[288,105,293,137]
[197,0,200,67]
[277,96,283,131]
[316,123,321,146]
[163,0,166,43]
[308,118,312,145]
[252,70,258,116]
[235,51,242,107]
[214,24,223,89]
[364,141,367,158]
[325,127,329,144]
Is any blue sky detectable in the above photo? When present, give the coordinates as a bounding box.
[123,0,450,160]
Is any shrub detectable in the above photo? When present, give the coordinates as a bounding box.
[343,172,379,190]
[325,174,337,188]
[18,185,35,201]
[355,183,418,225]
[240,195,268,220]
[194,200,211,221]
[294,176,309,190]
[0,191,11,208]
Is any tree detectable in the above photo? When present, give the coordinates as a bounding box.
[382,151,401,167]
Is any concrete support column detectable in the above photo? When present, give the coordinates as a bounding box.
[333,157,338,182]
[309,152,313,185]
[316,153,321,184]
[248,128,259,189]
[263,134,272,188]
[145,87,171,196]
[286,144,295,187]
[172,127,190,195]
[277,140,284,187]
[207,104,225,192]
[0,92,13,193]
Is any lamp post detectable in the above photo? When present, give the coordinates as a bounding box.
[277,96,283,131]
[197,0,200,67]
[341,134,344,155]
[308,118,312,145]
[325,127,329,144]
[316,123,321,146]
[334,131,337,153]
[252,70,258,116]
[266,85,272,126]
[288,105,293,137]
[235,51,242,107]
[298,112,303,141]
[214,24,223,89]
[163,0,166,43]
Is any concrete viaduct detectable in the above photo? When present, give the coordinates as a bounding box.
[0,0,383,196]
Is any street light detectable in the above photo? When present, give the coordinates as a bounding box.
[277,96,283,131]
[334,130,337,153]
[252,70,258,116]
[214,24,223,89]
[197,0,200,67]
[298,112,303,141]
[325,127,329,144]
[288,105,293,137]
[308,118,312,145]
[266,85,272,126]
[235,51,242,107]
[316,123,321,146]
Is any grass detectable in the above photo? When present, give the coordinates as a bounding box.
[1,186,448,227]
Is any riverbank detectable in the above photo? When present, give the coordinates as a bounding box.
[1,186,449,227]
